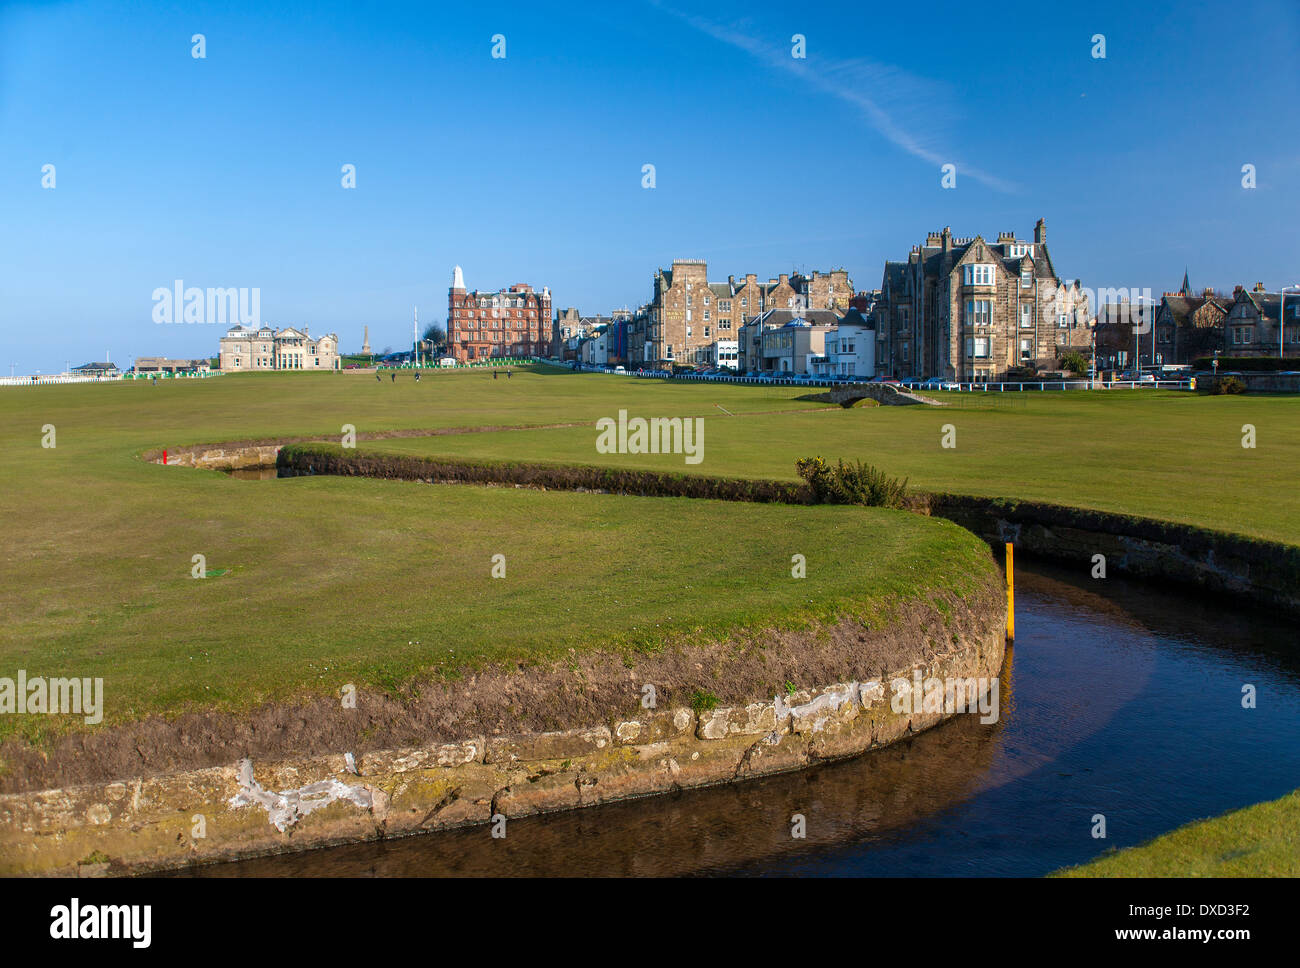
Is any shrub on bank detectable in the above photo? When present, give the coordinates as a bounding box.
[795,456,909,509]
[1058,351,1090,376]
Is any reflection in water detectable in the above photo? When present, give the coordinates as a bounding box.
[175,560,1300,877]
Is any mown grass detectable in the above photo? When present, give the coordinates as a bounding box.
[1052,790,1300,876]
[356,386,1300,544]
[0,367,991,744]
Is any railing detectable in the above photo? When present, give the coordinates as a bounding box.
[614,367,1195,392]
[945,379,1193,391]
[122,370,220,380]
[1,370,226,387]
[499,360,1198,394]
[0,373,128,387]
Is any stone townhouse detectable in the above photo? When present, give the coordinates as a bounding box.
[626,260,852,369]
[873,221,1090,381]
[1223,283,1300,359]
[554,307,585,349]
[219,325,339,371]
[1153,275,1230,365]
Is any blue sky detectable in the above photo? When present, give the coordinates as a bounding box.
[1,0,1296,372]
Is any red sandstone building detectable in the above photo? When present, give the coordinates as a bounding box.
[446,266,552,362]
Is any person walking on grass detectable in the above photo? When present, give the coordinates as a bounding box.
[415,370,421,383]
[390,371,396,382]
[376,371,382,383]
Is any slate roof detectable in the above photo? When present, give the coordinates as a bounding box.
[1158,293,1230,328]
[748,308,839,329]
[882,261,908,292]
[837,307,875,330]
[1238,290,1283,324]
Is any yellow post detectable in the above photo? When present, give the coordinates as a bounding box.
[1005,542,1015,642]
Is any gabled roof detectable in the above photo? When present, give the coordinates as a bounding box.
[748,308,840,329]
[882,261,908,292]
[837,307,875,330]
[1235,289,1283,323]
[1159,293,1230,327]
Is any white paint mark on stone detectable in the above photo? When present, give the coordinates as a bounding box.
[775,682,859,731]
[228,758,373,832]
[858,680,885,707]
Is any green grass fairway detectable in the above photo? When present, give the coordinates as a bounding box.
[0,368,988,743]
[1052,790,1300,876]
[356,386,1300,543]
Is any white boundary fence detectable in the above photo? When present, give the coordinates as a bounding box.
[0,371,223,388]
[549,361,1193,392]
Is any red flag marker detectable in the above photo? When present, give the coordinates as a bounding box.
[163,449,167,465]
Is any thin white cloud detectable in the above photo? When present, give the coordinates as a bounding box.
[650,2,1018,193]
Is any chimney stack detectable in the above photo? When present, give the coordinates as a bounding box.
[1034,218,1047,244]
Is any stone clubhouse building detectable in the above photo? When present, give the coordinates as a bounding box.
[218,325,340,371]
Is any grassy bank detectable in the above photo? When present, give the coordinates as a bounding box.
[1053,790,1300,876]
[355,387,1300,543]
[0,368,990,746]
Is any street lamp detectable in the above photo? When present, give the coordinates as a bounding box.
[1088,317,1097,389]
[1133,294,1158,378]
